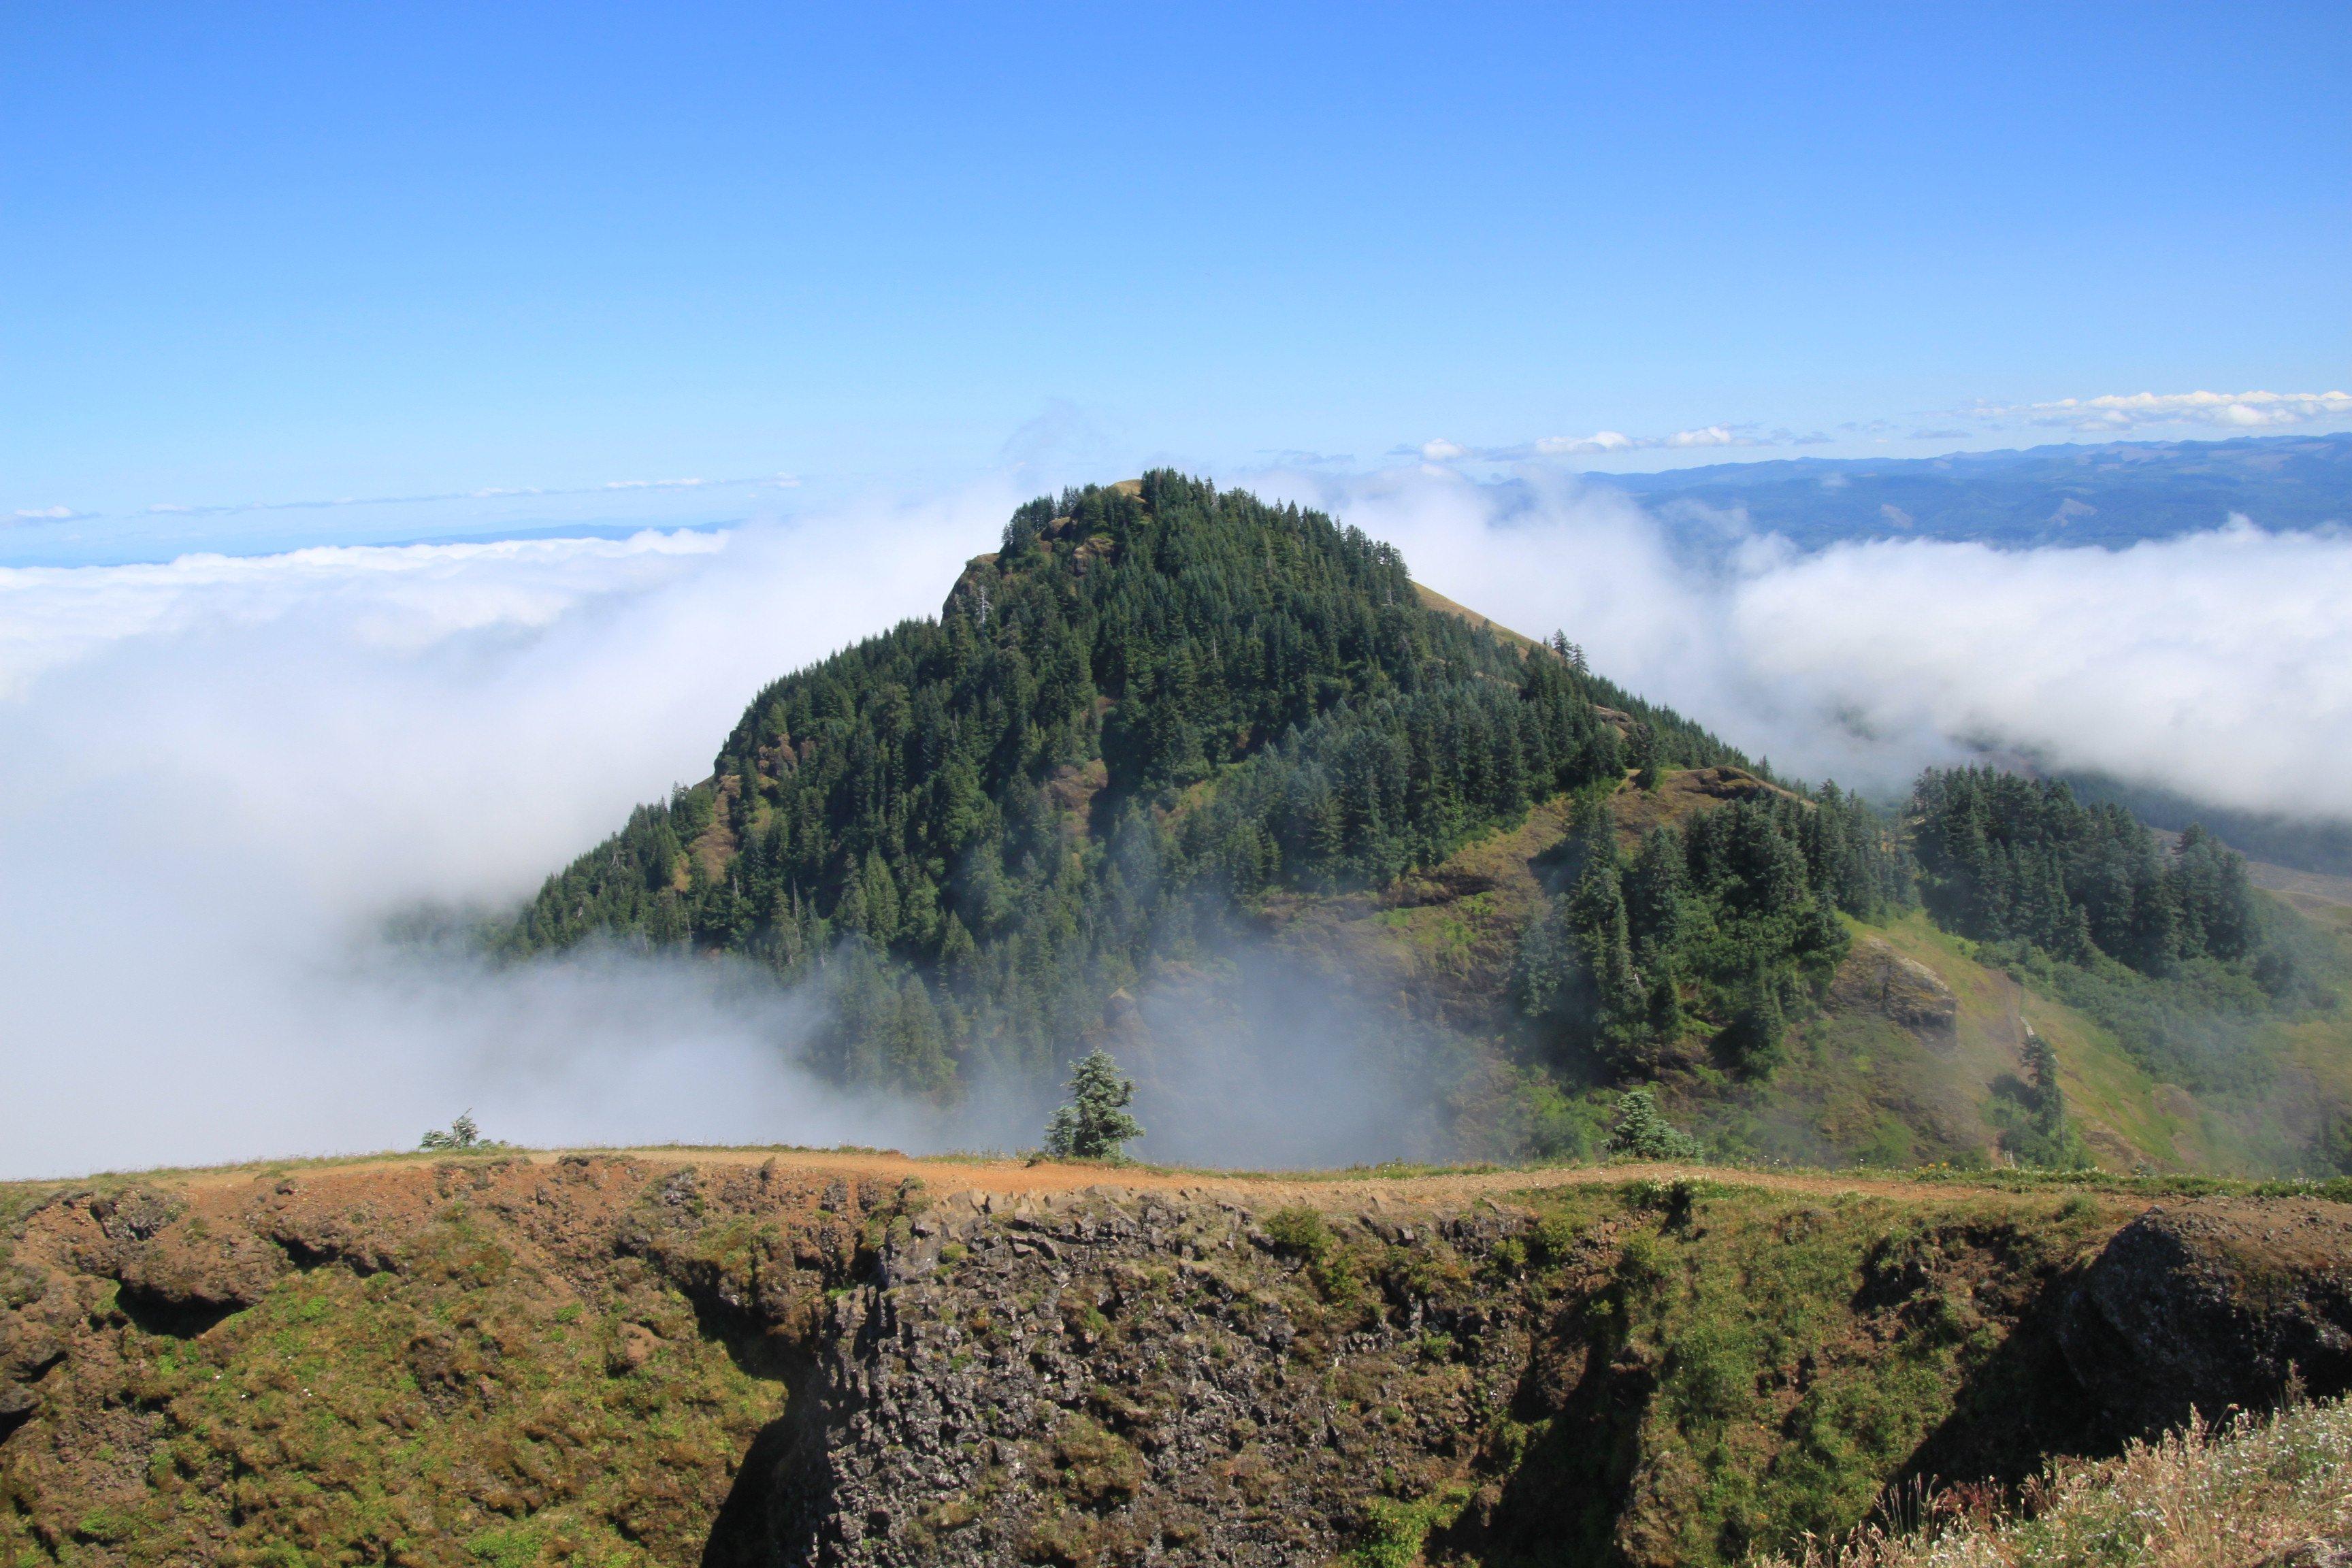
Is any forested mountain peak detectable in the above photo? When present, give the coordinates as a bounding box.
[506,472,1750,1096]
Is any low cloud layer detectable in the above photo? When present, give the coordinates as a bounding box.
[6,466,2350,1177]
[3,472,802,532]
[1274,468,2352,823]
[0,490,1002,1177]
[1994,389,2352,434]
[1416,425,1750,463]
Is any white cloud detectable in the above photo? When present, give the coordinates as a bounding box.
[0,529,727,698]
[1989,389,2352,434]
[1534,430,1635,455]
[0,486,1009,1177]
[1258,468,2352,824]
[9,505,86,523]
[1424,425,1759,463]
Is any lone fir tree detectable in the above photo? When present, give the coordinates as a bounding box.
[1044,1049,1143,1162]
[1607,1086,1703,1162]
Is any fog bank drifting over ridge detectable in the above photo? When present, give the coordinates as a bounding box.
[3,468,2348,1177]
[1286,466,2352,824]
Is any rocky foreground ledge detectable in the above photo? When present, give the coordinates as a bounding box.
[5,1153,2352,1567]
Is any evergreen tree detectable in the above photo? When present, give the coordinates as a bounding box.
[1624,826,1686,964]
[1910,766,2272,979]
[1044,1049,1143,1160]
[1987,1027,2092,1169]
[419,1111,483,1151]
[1607,1086,1703,1162]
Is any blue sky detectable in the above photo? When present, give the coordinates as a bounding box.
[5,2,2347,561]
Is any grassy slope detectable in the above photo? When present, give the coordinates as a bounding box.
[1874,902,2352,1179]
[1864,913,2202,1170]
[1244,770,2352,1177]
[1754,1394,2352,1568]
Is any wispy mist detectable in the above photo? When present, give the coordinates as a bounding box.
[1117,943,1460,1169]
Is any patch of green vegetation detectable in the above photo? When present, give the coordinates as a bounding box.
[1350,1483,1475,1567]
[0,1207,781,1567]
[1516,795,1900,1083]
[467,1523,546,1567]
[1464,1181,2106,1567]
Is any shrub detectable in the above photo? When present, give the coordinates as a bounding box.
[419,1111,483,1152]
[1263,1206,1333,1262]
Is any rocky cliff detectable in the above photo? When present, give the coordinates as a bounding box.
[6,1153,2352,1567]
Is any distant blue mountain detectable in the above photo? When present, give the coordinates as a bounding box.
[1595,431,2352,549]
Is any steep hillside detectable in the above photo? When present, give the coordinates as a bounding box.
[505,472,1688,1092]
[500,475,1895,1151]
[10,1151,2352,1567]
[497,472,2342,1175]
[1205,764,2352,1177]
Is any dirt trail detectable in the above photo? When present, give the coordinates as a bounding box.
[133,1144,2002,1213]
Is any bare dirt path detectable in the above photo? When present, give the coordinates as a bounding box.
[131,1143,2002,1213]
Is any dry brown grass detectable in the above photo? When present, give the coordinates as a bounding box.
[1760,1398,2352,1568]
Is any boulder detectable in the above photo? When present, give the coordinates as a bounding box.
[1830,938,1960,1038]
[2061,1200,2352,1437]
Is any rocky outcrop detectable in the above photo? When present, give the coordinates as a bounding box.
[2062,1199,2352,1437]
[707,1186,1537,1567]
[12,1158,2352,1568]
[1831,938,1961,1041]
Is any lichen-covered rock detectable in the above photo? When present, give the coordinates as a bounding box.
[1831,938,1961,1038]
[2061,1199,2352,1437]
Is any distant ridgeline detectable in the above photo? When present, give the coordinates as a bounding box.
[502,474,1822,1090]
[1602,430,2352,551]
[500,474,2314,1143]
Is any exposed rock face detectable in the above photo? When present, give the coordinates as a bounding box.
[1830,938,1961,1040]
[707,1186,1537,1567]
[2062,1200,2352,1437]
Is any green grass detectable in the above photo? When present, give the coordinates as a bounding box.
[1756,1396,2352,1568]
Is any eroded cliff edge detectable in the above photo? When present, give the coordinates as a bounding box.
[5,1154,2352,1567]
